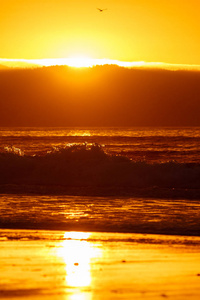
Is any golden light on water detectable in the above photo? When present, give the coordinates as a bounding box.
[1,230,200,299]
[68,293,92,300]
[57,232,102,289]
[69,130,92,137]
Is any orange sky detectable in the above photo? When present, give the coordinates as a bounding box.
[1,0,200,65]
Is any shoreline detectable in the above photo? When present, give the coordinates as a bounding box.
[0,226,200,238]
[1,193,200,237]
[1,229,200,300]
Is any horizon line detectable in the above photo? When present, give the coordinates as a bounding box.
[1,57,200,71]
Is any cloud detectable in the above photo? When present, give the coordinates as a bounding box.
[0,65,200,126]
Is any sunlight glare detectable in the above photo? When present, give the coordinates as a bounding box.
[66,56,94,68]
[57,232,102,288]
[69,292,92,300]
[1,57,200,70]
[0,57,146,68]
[69,130,91,137]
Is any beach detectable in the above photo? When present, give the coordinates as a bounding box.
[0,127,200,299]
[1,229,200,300]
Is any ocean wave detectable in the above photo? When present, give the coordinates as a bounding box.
[1,144,200,197]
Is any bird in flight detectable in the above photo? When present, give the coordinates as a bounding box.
[97,8,107,12]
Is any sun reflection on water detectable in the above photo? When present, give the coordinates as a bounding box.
[68,292,92,300]
[57,232,102,291]
[69,130,91,137]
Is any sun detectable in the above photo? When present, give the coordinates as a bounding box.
[65,56,95,68]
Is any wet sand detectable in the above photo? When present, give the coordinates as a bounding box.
[0,229,200,299]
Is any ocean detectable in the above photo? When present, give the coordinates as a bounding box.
[0,127,200,235]
[2,127,200,163]
[1,127,200,299]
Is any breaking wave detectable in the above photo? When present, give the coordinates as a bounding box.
[1,143,200,198]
